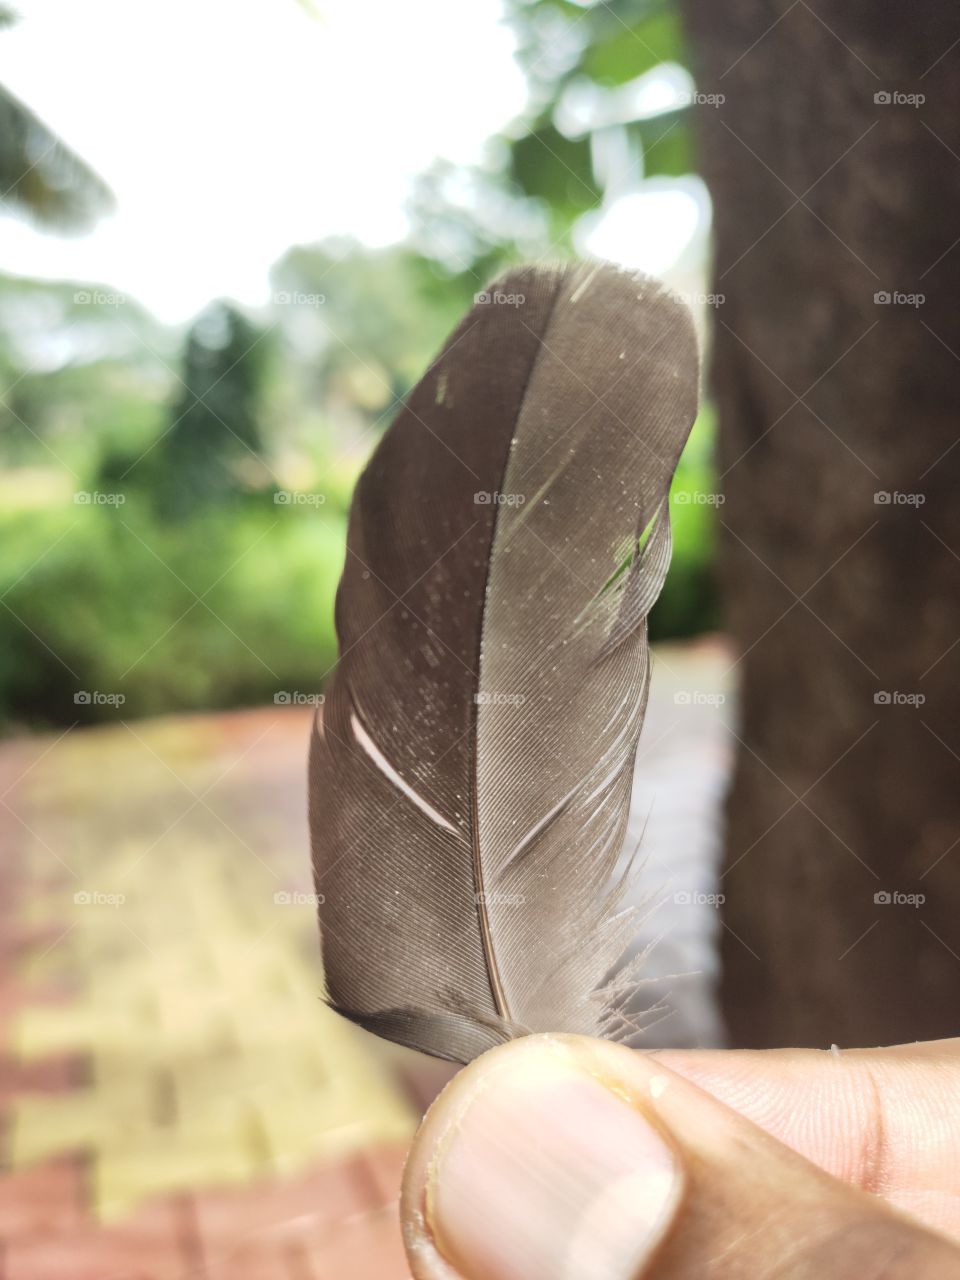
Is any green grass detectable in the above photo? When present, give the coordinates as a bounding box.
[0,496,344,728]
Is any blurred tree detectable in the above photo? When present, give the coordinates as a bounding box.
[683,0,960,1047]
[408,158,548,286]
[500,0,692,243]
[0,6,114,233]
[0,275,174,474]
[271,241,471,434]
[404,1,695,284]
[150,302,270,517]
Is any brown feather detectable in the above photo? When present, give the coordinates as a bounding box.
[309,262,698,1063]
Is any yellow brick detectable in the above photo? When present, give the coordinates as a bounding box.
[260,1093,414,1178]
[95,1120,262,1222]
[15,1005,150,1060]
[10,1078,154,1166]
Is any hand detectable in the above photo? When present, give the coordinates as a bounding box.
[400,1033,960,1279]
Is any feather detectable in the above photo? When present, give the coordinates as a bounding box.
[309,261,699,1064]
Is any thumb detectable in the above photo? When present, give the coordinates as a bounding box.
[401,1033,959,1280]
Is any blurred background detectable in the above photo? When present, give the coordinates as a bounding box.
[4,0,959,1276]
[0,0,720,732]
[0,3,729,1275]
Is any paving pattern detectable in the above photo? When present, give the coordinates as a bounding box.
[0,709,417,1279]
[0,639,731,1279]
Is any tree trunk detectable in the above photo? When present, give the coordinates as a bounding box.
[682,0,960,1047]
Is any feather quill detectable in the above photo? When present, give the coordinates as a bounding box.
[309,262,698,1063]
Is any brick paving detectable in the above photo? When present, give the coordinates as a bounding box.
[0,639,731,1279]
[0,709,417,1279]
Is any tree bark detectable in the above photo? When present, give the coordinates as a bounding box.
[682,0,960,1046]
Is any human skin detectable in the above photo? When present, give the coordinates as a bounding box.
[400,1034,960,1280]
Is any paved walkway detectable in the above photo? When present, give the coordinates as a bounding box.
[0,709,416,1278]
[0,639,732,1279]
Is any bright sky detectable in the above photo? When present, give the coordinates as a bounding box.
[0,0,528,322]
[0,0,704,324]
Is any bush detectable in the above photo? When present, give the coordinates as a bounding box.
[0,496,344,728]
[650,406,722,641]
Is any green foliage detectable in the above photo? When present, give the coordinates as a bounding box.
[0,9,113,232]
[0,275,174,475]
[509,125,598,224]
[0,497,343,728]
[0,0,114,238]
[582,8,685,86]
[148,302,270,518]
[499,0,693,244]
[638,108,693,178]
[0,265,355,727]
[270,241,471,425]
[650,406,722,640]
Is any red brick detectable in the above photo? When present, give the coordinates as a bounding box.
[299,1203,412,1280]
[0,980,31,1028]
[0,1156,85,1239]
[5,1199,193,1280]
[354,1144,409,1210]
[202,1206,412,1280]
[193,1159,370,1262]
[204,1242,298,1280]
[0,1053,85,1099]
[0,982,73,1024]
[4,922,78,963]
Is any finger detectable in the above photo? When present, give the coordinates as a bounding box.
[654,1037,960,1237]
[401,1033,960,1280]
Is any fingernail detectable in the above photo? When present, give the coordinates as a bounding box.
[425,1051,681,1280]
